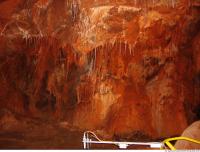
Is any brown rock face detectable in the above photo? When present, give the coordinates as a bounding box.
[0,0,200,141]
[175,121,200,149]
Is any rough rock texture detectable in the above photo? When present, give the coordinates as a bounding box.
[0,0,200,142]
[175,121,200,149]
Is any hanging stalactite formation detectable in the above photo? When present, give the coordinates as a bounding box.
[0,0,200,144]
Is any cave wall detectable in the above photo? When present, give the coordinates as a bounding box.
[0,0,200,139]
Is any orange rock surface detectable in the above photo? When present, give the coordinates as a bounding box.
[0,0,200,140]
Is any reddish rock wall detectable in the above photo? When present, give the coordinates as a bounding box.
[0,0,200,140]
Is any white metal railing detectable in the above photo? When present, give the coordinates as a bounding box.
[82,131,163,149]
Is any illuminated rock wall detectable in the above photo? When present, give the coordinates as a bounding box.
[0,0,200,139]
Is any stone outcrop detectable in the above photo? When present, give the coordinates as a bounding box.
[175,121,200,149]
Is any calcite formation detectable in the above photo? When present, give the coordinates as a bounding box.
[0,0,200,141]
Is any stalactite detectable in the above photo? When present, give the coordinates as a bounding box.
[94,47,97,70]
[129,44,132,56]
[171,0,175,8]
[0,0,199,143]
[71,0,80,21]
[124,41,127,55]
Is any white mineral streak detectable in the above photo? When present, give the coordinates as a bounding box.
[118,5,141,14]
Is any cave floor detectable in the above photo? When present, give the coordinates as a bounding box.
[0,126,153,149]
[0,123,84,149]
[0,129,152,149]
[0,110,155,149]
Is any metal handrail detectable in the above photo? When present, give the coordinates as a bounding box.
[82,131,163,149]
[83,131,200,150]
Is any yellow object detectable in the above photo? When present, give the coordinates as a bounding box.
[162,137,200,150]
[84,131,200,150]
